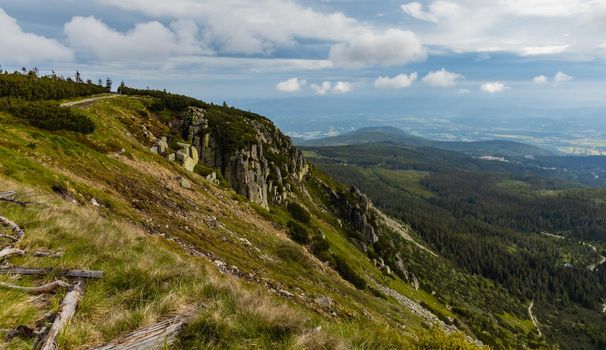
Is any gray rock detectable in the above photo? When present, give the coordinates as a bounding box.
[177,176,192,189]
[314,296,333,308]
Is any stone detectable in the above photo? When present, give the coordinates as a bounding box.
[167,153,175,161]
[177,176,192,189]
[156,138,169,153]
[190,147,199,163]
[314,296,333,309]
[149,146,159,154]
[182,157,197,172]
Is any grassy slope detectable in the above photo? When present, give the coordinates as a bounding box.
[0,96,482,349]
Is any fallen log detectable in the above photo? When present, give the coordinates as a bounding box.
[0,216,24,241]
[39,282,83,350]
[0,266,104,279]
[0,280,69,294]
[0,247,25,260]
[92,316,187,350]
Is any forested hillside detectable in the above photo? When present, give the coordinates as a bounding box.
[305,142,606,349]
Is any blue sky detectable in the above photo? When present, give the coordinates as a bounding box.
[1,0,605,136]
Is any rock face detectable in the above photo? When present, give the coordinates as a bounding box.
[326,185,379,244]
[180,106,308,208]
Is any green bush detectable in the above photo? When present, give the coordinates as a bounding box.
[287,202,311,223]
[333,254,366,290]
[0,97,95,133]
[311,235,329,254]
[287,220,310,244]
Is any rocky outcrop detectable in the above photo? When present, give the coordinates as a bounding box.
[180,106,307,208]
[150,137,199,173]
[326,186,379,244]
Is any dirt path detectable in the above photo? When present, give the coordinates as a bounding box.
[60,94,118,107]
[528,300,542,337]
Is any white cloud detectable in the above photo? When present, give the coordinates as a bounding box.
[276,77,306,92]
[374,73,417,89]
[332,81,353,94]
[480,81,509,93]
[554,71,573,82]
[520,45,569,56]
[64,16,206,61]
[0,8,73,64]
[532,75,548,84]
[328,29,426,67]
[96,0,369,55]
[422,68,462,87]
[458,88,470,94]
[400,0,606,58]
[311,81,332,95]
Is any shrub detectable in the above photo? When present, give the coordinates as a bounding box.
[287,220,310,244]
[287,202,311,224]
[311,235,329,254]
[0,97,95,133]
[333,254,366,290]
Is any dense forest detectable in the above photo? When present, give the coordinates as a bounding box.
[306,143,606,347]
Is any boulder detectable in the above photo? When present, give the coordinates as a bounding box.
[314,296,333,309]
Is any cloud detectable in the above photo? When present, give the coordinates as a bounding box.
[400,0,606,59]
[520,45,569,56]
[480,81,509,93]
[329,29,426,67]
[422,68,462,87]
[64,16,206,61]
[311,81,332,95]
[97,0,369,55]
[554,71,573,82]
[332,81,353,94]
[276,77,306,92]
[532,75,548,84]
[0,8,73,64]
[374,73,417,89]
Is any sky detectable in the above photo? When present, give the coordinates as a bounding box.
[1,0,605,137]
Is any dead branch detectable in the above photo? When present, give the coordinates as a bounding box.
[39,282,83,350]
[33,251,65,258]
[0,280,69,294]
[92,316,187,350]
[0,266,104,279]
[0,234,18,242]
[0,216,24,241]
[0,247,25,260]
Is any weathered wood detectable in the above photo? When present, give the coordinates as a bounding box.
[0,280,69,294]
[0,234,18,241]
[0,247,25,260]
[0,266,104,279]
[33,250,65,258]
[0,191,16,200]
[92,316,187,350]
[0,215,24,241]
[39,282,83,350]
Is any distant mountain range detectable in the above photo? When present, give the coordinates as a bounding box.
[295,126,556,157]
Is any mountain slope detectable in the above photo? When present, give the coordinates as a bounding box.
[0,78,494,349]
[304,141,606,349]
